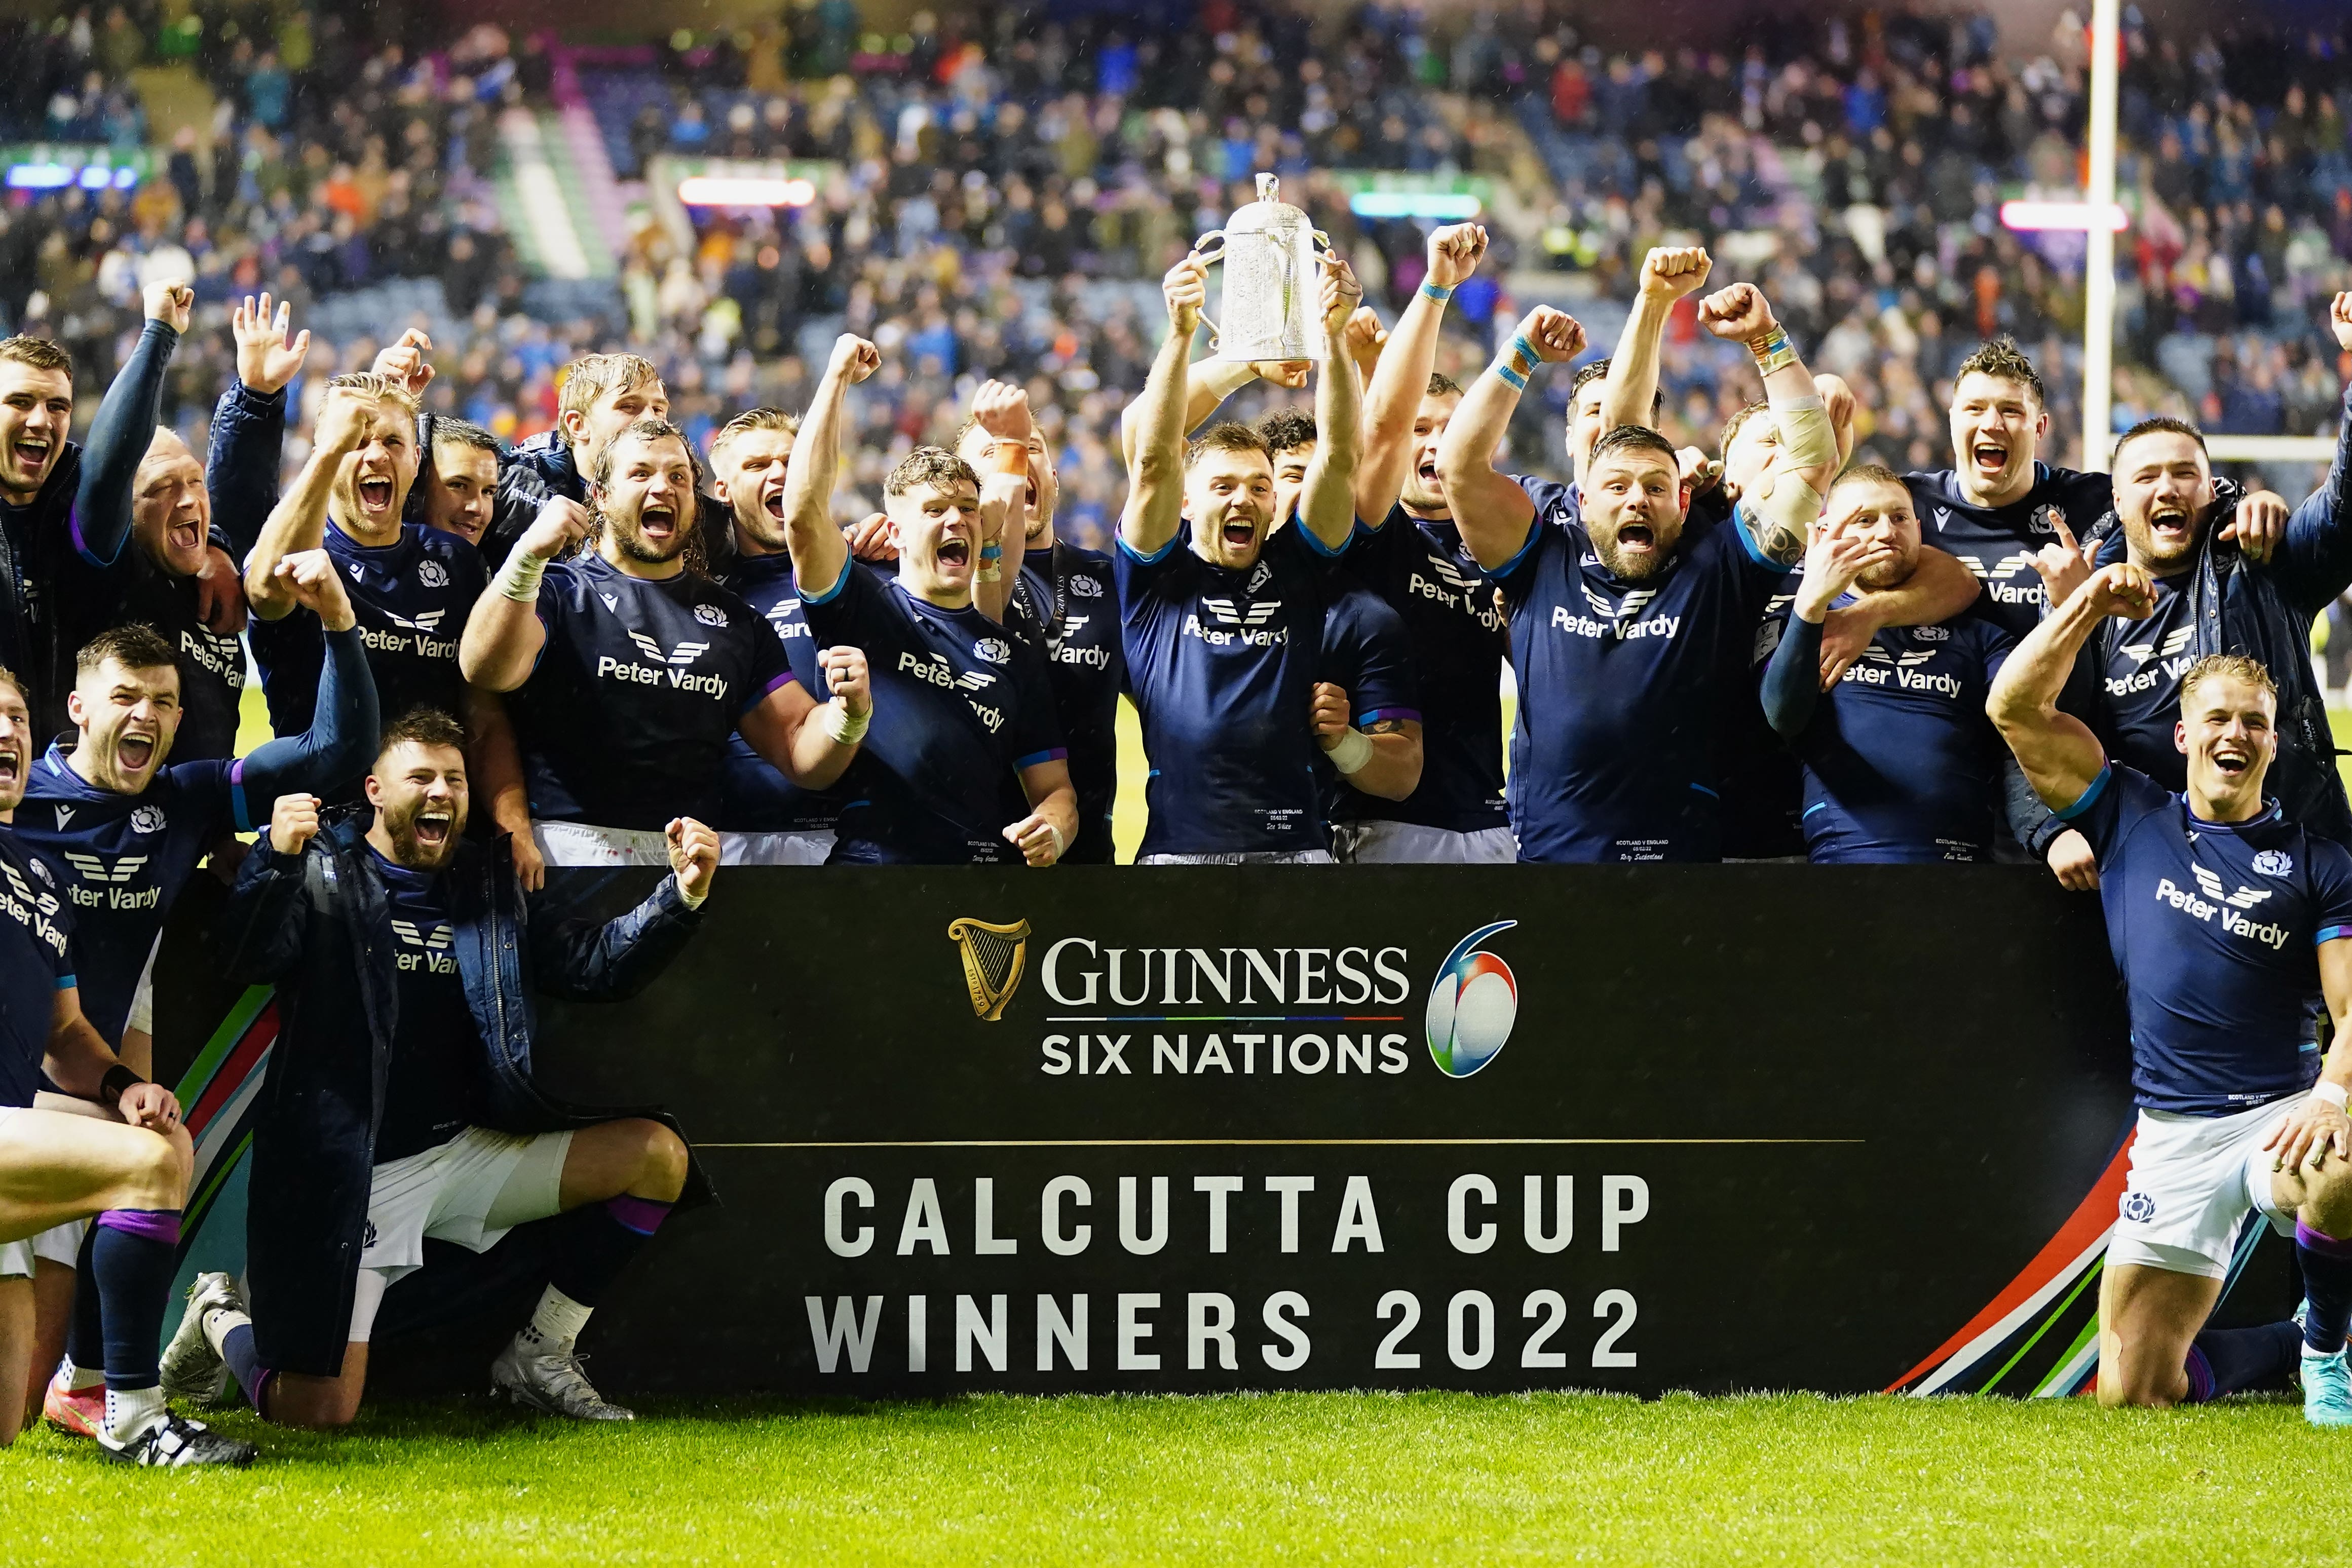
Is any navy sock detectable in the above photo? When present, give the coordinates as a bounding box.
[90,1210,181,1391]
[220,1322,270,1415]
[547,1196,672,1309]
[2298,1220,2352,1352]
[65,1224,103,1371]
[2183,1321,2302,1401]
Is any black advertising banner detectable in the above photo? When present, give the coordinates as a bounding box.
[158,866,2205,1399]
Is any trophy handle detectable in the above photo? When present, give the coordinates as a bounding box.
[1195,309,1221,350]
[1190,232,1227,266]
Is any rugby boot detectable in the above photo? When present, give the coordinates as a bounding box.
[41,1368,102,1437]
[2303,1346,2352,1427]
[97,1410,257,1467]
[160,1272,238,1406]
[490,1341,635,1421]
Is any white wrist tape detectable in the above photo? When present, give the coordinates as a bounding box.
[676,877,709,910]
[1328,727,1375,775]
[495,550,548,604]
[1046,822,1067,861]
[2319,1081,2348,1112]
[822,702,870,745]
[1771,393,1836,471]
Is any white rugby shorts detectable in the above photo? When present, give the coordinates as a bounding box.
[348,1127,573,1341]
[0,1107,93,1277]
[1334,821,1518,865]
[2110,1094,2305,1279]
[718,829,836,866]
[1137,850,1337,865]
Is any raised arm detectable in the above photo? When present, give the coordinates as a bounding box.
[1989,563,2154,811]
[1119,358,1286,468]
[529,835,710,1002]
[209,292,310,560]
[1296,256,1368,551]
[1601,246,1711,435]
[232,552,379,806]
[739,645,869,790]
[1121,258,1206,559]
[1355,223,1488,522]
[2269,293,2352,609]
[1697,282,1838,567]
[779,334,879,601]
[969,379,1037,624]
[73,281,187,568]
[1434,306,1587,569]
[458,497,588,692]
[244,386,367,620]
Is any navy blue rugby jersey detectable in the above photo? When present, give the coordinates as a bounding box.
[510,553,794,831]
[249,519,486,738]
[802,559,1065,864]
[1318,578,1423,825]
[99,563,246,763]
[0,827,73,1108]
[1116,523,1346,858]
[1338,505,1506,833]
[713,549,844,835]
[2059,762,2352,1114]
[2091,572,2197,794]
[1006,542,1123,864]
[371,850,492,1163]
[1767,603,2016,863]
[1496,476,1789,863]
[1902,465,2114,637]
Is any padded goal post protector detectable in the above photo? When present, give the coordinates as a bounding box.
[153,864,2293,1397]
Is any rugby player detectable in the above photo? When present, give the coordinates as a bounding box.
[165,708,711,1426]
[1760,467,2018,861]
[0,280,192,739]
[0,661,254,1463]
[26,586,377,1437]
[1120,251,1399,862]
[958,383,1124,865]
[415,417,504,549]
[482,352,672,569]
[1434,282,1835,861]
[776,335,1075,864]
[106,428,248,762]
[1331,221,1510,862]
[1908,336,2287,885]
[1991,579,2352,1423]
[460,416,870,865]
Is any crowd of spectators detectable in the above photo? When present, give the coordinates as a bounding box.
[2,2,2348,554]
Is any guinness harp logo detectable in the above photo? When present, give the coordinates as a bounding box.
[947,917,1031,1021]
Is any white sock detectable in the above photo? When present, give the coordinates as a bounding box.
[517,1285,593,1355]
[61,1356,103,1392]
[201,1306,252,1360]
[103,1385,165,1441]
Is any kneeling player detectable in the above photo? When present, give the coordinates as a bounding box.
[165,709,714,1426]
[0,666,251,1463]
[1993,571,2352,1422]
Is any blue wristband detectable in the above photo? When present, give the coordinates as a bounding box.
[1495,360,1529,391]
[1510,334,1538,368]
[980,542,1003,561]
[1419,280,1455,303]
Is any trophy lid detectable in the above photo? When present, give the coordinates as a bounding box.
[1224,172,1308,237]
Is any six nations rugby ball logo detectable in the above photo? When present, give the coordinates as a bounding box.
[1426,921,1519,1078]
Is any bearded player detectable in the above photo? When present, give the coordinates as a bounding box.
[1992,571,2352,1423]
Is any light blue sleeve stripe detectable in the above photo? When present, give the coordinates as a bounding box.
[2318,925,2352,946]
[1116,531,1183,565]
[54,974,73,991]
[2051,766,2112,823]
[801,563,852,605]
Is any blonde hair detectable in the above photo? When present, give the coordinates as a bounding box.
[2179,653,2276,708]
[325,370,421,418]
[558,353,663,424]
[709,405,800,462]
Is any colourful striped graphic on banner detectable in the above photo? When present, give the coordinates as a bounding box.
[164,986,275,1335]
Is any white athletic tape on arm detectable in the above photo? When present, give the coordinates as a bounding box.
[1753,396,1831,539]
[495,550,548,603]
[1328,727,1375,775]
[821,701,869,745]
[2319,1081,2349,1112]
[1046,822,1067,862]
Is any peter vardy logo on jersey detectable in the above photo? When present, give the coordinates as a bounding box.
[0,862,68,957]
[597,633,731,700]
[180,628,243,686]
[416,560,448,589]
[1955,551,2044,606]
[693,603,729,628]
[766,602,811,641]
[1552,584,1676,643]
[2153,863,2289,949]
[1425,922,1519,1079]
[1846,645,1960,698]
[130,805,165,834]
[2109,627,2195,698]
[897,652,1005,730]
[1185,598,1288,648]
[61,851,157,910]
[361,608,456,662]
[391,918,457,975]
[973,637,1013,665]
[1407,554,1504,631]
[1051,616,1112,669]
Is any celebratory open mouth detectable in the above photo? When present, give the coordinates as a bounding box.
[168,519,202,553]
[1617,523,1656,551]
[116,734,154,773]
[13,436,51,473]
[2149,505,2193,548]
[937,537,970,568]
[414,808,452,848]
[1970,440,2008,478]
[2213,748,2249,776]
[1222,518,1255,548]
[357,477,394,512]
[0,748,22,789]
[639,504,677,542]
[762,489,786,519]
[1417,457,1440,485]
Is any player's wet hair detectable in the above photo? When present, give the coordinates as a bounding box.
[77,622,177,677]
[559,353,664,427]
[429,417,500,460]
[2112,415,2208,465]
[0,336,71,378]
[1586,424,1682,473]
[1183,422,1272,472]
[1256,409,1317,457]
[589,416,701,494]
[377,705,469,763]
[884,445,978,499]
[2179,653,2276,709]
[1953,337,2045,406]
[326,370,422,419]
[710,405,799,462]
[1570,358,1664,420]
[1427,372,1463,399]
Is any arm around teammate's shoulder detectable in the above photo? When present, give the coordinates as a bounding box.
[1990,564,2151,813]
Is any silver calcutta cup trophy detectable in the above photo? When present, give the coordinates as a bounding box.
[1190,173,1335,362]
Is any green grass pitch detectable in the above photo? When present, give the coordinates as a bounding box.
[7,1391,2352,1564]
